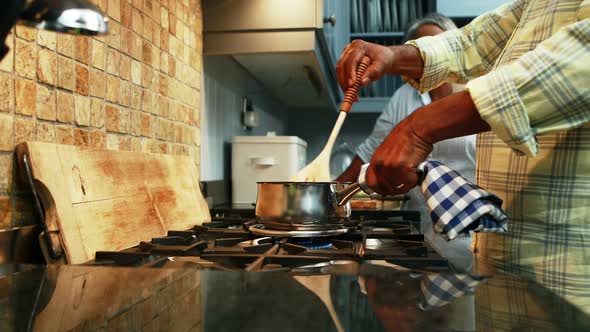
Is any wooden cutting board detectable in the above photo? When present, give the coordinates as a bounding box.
[350,199,402,210]
[350,199,383,209]
[16,142,211,264]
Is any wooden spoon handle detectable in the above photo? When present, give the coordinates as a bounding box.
[340,56,371,113]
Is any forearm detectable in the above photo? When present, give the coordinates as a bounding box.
[389,45,424,80]
[409,91,491,144]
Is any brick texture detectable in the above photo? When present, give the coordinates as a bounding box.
[0,74,13,113]
[0,0,203,228]
[15,39,36,79]
[36,85,56,120]
[56,91,74,123]
[37,49,57,86]
[0,114,13,151]
[91,129,106,149]
[75,64,89,95]
[15,80,36,116]
[37,122,56,143]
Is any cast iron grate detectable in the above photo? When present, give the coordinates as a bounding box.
[91,210,447,272]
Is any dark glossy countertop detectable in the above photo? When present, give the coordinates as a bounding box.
[1,256,588,332]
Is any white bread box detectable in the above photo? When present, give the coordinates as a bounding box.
[232,136,307,204]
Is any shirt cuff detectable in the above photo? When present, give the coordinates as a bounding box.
[403,35,452,94]
[466,67,539,157]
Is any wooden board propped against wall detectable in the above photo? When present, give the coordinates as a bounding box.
[16,142,211,264]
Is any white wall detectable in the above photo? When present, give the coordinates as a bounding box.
[201,56,288,181]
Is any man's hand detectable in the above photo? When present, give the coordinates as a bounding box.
[337,40,395,92]
[365,91,491,195]
[336,40,425,96]
[366,114,432,195]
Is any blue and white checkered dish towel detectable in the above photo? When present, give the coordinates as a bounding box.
[418,272,488,310]
[418,160,508,240]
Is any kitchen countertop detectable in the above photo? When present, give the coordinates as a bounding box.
[1,256,588,332]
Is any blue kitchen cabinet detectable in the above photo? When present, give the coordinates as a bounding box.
[323,0,350,66]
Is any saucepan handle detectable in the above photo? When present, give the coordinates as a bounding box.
[336,163,372,206]
[336,163,421,206]
[335,182,363,206]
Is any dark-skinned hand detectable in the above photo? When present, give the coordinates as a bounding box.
[336,40,396,97]
[366,112,432,196]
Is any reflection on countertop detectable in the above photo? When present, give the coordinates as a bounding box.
[0,264,202,332]
[0,255,588,332]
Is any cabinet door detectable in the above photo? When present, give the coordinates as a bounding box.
[323,0,350,65]
[204,0,319,32]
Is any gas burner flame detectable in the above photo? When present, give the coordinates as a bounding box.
[287,238,333,250]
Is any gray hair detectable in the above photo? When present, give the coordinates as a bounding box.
[404,13,457,42]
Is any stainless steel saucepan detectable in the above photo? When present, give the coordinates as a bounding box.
[254,164,412,229]
[255,182,354,229]
[255,180,408,230]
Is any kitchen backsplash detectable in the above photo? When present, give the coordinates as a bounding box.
[0,0,203,229]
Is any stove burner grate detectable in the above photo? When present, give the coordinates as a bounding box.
[89,210,449,272]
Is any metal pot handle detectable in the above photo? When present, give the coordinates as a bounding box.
[335,163,372,206]
[335,182,363,206]
[336,163,419,206]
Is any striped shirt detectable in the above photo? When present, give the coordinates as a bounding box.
[405,0,590,312]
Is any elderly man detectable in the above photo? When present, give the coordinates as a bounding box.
[337,0,589,306]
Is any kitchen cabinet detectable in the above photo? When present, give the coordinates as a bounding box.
[323,0,350,66]
[203,0,347,111]
[347,0,436,113]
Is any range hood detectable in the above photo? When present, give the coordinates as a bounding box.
[203,0,341,110]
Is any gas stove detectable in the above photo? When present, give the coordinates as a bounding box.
[88,209,448,272]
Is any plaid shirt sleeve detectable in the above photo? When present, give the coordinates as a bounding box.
[466,18,590,156]
[403,0,529,93]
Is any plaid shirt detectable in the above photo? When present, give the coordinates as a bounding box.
[405,0,590,312]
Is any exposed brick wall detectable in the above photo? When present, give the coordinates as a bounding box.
[0,0,203,229]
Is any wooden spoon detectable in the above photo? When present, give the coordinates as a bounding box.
[291,56,371,182]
